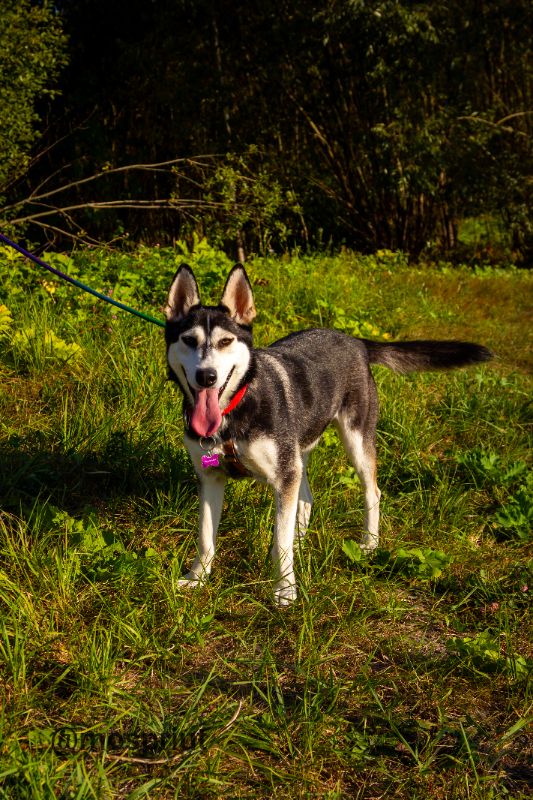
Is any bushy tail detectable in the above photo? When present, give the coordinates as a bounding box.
[364,340,492,374]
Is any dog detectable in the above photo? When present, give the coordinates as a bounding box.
[164,264,492,605]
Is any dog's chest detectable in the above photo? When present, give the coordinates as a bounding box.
[186,435,279,483]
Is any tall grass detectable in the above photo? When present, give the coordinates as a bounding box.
[0,246,531,798]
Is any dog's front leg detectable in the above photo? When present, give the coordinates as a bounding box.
[179,470,226,587]
[271,477,301,606]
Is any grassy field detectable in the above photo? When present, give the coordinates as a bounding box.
[0,244,531,799]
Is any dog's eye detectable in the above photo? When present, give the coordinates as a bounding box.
[181,335,197,348]
[217,337,234,349]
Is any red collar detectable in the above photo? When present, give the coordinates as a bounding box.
[222,383,249,416]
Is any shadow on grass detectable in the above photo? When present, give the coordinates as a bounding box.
[0,435,195,514]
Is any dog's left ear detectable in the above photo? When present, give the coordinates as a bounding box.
[220,264,256,325]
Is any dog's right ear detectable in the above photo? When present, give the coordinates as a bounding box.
[165,264,201,322]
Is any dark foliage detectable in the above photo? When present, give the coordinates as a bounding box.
[2,0,532,261]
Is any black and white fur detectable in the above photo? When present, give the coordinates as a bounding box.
[165,264,492,606]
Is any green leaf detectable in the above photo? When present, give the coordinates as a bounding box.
[342,539,363,564]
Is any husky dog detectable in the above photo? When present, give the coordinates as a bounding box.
[165,264,491,606]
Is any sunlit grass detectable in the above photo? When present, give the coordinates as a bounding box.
[0,248,531,798]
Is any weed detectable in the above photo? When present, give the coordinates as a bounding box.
[343,541,452,580]
[455,448,528,488]
[495,479,533,542]
[446,630,531,679]
[454,448,532,542]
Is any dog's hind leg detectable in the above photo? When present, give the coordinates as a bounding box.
[296,452,313,541]
[336,419,381,552]
[179,470,226,587]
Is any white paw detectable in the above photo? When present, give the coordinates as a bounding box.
[274,582,297,607]
[177,570,204,588]
[359,532,379,553]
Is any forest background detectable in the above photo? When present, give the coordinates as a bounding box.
[0,0,531,264]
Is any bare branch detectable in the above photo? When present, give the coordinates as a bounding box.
[29,219,103,247]
[5,197,226,228]
[3,155,219,214]
[456,114,530,137]
[497,110,533,126]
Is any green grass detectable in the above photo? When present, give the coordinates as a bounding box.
[0,244,531,798]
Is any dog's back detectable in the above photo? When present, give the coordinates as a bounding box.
[251,329,374,449]
[250,330,492,449]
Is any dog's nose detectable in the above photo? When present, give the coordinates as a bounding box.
[196,368,217,388]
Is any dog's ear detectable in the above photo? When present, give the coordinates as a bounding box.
[220,264,256,325]
[165,264,201,322]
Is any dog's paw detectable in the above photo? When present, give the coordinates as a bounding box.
[274,583,297,607]
[359,532,379,553]
[177,570,204,588]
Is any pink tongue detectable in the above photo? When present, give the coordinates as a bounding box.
[190,388,222,437]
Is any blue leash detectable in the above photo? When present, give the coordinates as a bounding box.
[0,232,166,328]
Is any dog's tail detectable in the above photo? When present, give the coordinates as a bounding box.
[364,339,492,374]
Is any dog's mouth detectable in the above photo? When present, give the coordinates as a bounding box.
[187,368,234,438]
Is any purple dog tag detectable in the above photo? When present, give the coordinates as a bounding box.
[201,453,220,469]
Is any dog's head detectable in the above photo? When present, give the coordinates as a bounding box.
[165,264,256,437]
